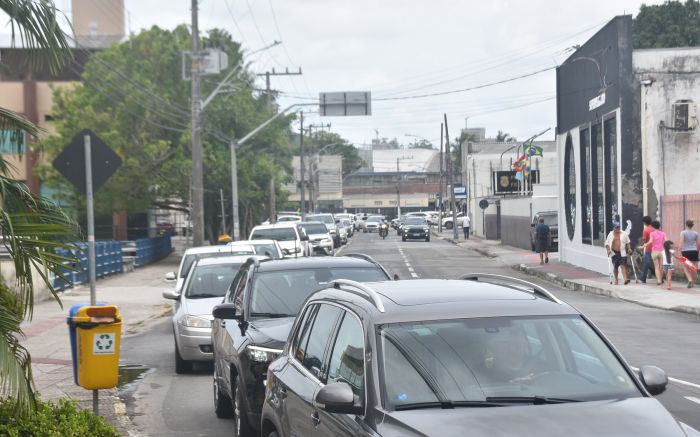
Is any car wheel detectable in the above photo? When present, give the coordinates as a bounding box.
[234,377,254,437]
[445,222,453,229]
[175,342,192,374]
[426,237,430,242]
[213,373,233,418]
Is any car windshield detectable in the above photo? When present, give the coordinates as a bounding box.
[405,217,426,225]
[539,215,558,226]
[180,252,235,278]
[251,227,297,241]
[249,267,389,317]
[278,216,300,222]
[379,315,639,410]
[368,216,383,223]
[185,263,241,298]
[251,243,282,259]
[300,223,328,234]
[307,215,334,224]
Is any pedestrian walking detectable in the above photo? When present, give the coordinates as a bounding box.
[644,220,666,286]
[605,220,632,285]
[662,240,675,291]
[640,216,654,283]
[534,218,550,264]
[462,215,471,240]
[680,219,699,288]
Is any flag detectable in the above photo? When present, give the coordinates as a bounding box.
[525,144,543,157]
[676,255,698,273]
[514,171,524,181]
[511,154,526,171]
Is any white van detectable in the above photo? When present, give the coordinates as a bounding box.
[249,223,310,258]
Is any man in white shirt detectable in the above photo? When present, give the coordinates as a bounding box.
[462,215,471,240]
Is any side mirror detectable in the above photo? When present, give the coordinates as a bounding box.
[300,234,309,241]
[314,382,363,415]
[212,303,240,320]
[393,273,400,280]
[162,289,180,300]
[638,365,668,396]
[164,272,177,281]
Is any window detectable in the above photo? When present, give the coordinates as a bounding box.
[327,312,365,397]
[564,134,576,240]
[579,128,591,245]
[292,305,317,363]
[0,130,26,154]
[250,227,297,241]
[603,116,618,235]
[300,304,341,379]
[591,123,604,246]
[185,263,241,298]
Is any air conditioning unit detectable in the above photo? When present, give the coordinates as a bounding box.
[672,100,697,131]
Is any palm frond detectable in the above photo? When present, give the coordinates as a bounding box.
[0,0,73,74]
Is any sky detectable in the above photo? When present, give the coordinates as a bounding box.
[3,0,665,148]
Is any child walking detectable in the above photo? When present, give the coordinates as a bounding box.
[662,240,675,290]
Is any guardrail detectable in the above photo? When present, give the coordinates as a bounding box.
[52,235,172,291]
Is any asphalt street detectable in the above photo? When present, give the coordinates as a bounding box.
[120,231,700,435]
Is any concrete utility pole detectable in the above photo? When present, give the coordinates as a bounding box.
[269,177,276,223]
[300,111,306,219]
[438,123,444,233]
[190,0,204,246]
[257,67,302,108]
[396,157,401,218]
[444,114,458,240]
[219,188,226,234]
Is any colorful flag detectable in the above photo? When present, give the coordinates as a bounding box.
[514,171,524,181]
[524,144,543,157]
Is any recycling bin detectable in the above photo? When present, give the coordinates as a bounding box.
[67,304,122,390]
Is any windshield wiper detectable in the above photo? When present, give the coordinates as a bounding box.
[249,312,295,318]
[188,293,223,299]
[485,396,581,405]
[394,400,507,411]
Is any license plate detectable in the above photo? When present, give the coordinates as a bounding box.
[553,238,558,243]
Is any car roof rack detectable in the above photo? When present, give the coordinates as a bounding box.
[460,273,562,304]
[332,279,385,313]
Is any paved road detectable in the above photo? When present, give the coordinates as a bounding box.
[121,231,700,435]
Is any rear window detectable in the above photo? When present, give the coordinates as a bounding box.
[307,215,334,224]
[180,252,236,278]
[538,215,558,226]
[405,217,426,225]
[252,243,282,259]
[185,263,242,298]
[249,267,389,317]
[300,223,328,234]
[251,227,297,241]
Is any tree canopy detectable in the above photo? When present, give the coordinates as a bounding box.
[633,0,700,48]
[38,25,294,239]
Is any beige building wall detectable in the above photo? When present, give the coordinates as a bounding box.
[72,0,125,48]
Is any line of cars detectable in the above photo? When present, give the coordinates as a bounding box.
[162,231,695,436]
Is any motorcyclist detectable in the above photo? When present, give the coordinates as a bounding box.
[379,218,389,238]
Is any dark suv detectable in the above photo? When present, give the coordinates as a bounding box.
[530,211,558,252]
[210,255,392,436]
[261,274,693,437]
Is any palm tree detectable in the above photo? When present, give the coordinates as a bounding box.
[0,0,78,416]
[495,130,517,142]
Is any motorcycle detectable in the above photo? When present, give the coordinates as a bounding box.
[379,223,389,239]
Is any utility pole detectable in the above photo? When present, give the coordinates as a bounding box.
[269,177,276,223]
[190,0,204,246]
[445,114,458,240]
[396,157,401,218]
[438,122,444,233]
[299,112,306,219]
[219,188,226,235]
[257,67,302,108]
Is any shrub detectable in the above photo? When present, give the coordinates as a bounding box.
[0,398,120,436]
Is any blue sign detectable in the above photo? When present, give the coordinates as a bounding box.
[453,183,467,199]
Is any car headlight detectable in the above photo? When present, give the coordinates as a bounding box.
[423,226,430,231]
[322,238,332,244]
[179,315,211,328]
[246,345,283,362]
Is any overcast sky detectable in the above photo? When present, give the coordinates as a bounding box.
[4,0,664,147]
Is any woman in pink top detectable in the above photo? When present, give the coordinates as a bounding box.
[644,220,666,286]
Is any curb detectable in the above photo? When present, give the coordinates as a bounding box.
[432,230,497,258]
[512,263,700,316]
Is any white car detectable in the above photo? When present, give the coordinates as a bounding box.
[249,223,310,258]
[406,211,435,225]
[305,213,341,248]
[164,244,256,294]
[441,212,464,229]
[162,255,266,373]
[339,218,354,238]
[364,215,385,232]
[229,239,285,260]
[298,221,334,255]
[276,214,301,222]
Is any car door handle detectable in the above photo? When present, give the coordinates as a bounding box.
[311,411,321,427]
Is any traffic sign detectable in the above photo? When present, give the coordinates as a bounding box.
[52,129,121,194]
[319,91,371,116]
[479,199,489,210]
[454,183,467,199]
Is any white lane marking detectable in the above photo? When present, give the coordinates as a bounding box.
[396,242,419,279]
[685,396,700,405]
[408,267,415,273]
[630,366,700,390]
[411,272,419,278]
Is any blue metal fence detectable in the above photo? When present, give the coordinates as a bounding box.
[52,235,171,291]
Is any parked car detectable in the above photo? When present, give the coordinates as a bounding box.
[339,218,354,239]
[298,221,334,256]
[276,214,301,222]
[402,216,431,242]
[164,245,256,294]
[210,255,393,435]
[249,223,310,258]
[406,211,435,225]
[442,211,464,229]
[261,274,692,437]
[162,255,265,373]
[230,239,285,260]
[530,211,559,252]
[363,215,384,233]
[305,213,341,248]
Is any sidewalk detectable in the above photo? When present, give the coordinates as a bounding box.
[20,252,180,436]
[433,229,700,316]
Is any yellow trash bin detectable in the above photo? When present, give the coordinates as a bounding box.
[68,304,122,390]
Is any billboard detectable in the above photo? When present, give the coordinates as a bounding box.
[493,171,540,194]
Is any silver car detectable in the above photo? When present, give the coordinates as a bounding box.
[163,255,265,373]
